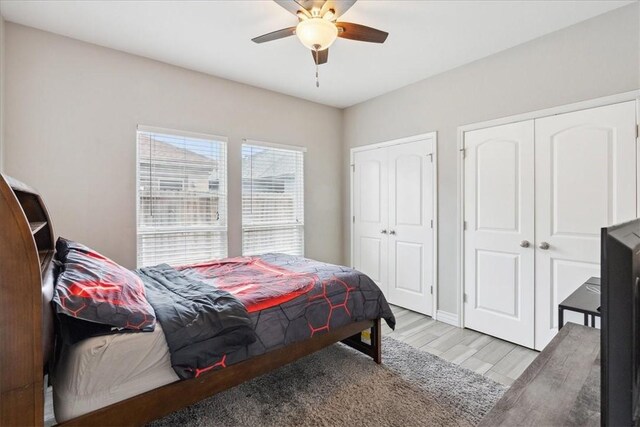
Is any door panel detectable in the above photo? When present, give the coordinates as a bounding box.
[387,138,435,315]
[476,250,520,318]
[534,101,637,350]
[353,149,388,292]
[395,242,423,292]
[360,161,383,223]
[552,128,612,235]
[476,140,520,232]
[395,155,423,225]
[359,237,383,283]
[464,120,535,348]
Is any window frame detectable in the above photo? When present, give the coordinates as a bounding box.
[135,125,229,267]
[241,139,306,257]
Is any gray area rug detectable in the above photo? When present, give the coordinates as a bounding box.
[150,336,506,427]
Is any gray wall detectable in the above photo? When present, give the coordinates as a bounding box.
[3,23,344,269]
[342,3,640,315]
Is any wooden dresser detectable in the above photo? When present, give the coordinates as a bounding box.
[480,322,601,426]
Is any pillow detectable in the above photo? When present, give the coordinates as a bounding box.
[53,238,156,331]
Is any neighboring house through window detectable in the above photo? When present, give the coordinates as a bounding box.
[242,141,305,256]
[137,127,227,267]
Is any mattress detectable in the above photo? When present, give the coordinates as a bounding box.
[52,324,179,422]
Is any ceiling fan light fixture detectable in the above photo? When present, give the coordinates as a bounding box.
[295,18,338,51]
[323,9,336,21]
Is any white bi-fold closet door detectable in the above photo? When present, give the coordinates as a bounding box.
[534,102,637,348]
[463,120,536,347]
[352,136,436,316]
[464,100,638,350]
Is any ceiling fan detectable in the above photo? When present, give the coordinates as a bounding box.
[252,0,388,86]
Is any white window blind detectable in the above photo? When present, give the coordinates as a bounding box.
[137,128,227,267]
[242,142,304,256]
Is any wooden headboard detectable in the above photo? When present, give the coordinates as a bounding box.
[0,173,55,427]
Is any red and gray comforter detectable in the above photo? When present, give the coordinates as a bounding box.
[138,254,395,379]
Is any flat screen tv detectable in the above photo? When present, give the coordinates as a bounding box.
[601,219,640,426]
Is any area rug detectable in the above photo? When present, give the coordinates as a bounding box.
[150,336,506,427]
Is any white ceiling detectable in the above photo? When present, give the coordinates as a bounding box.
[0,0,632,108]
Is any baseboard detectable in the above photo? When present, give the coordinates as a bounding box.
[436,310,460,327]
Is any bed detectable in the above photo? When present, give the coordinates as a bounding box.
[0,173,395,426]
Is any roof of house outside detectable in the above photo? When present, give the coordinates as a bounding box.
[242,148,299,180]
[138,134,218,165]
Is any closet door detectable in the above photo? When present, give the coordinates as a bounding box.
[353,148,389,292]
[464,120,535,348]
[534,101,637,350]
[387,138,435,315]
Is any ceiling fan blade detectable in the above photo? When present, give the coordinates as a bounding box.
[251,27,297,44]
[321,0,357,19]
[297,0,328,13]
[312,48,329,65]
[272,0,354,19]
[273,0,305,16]
[337,22,388,43]
[273,0,319,17]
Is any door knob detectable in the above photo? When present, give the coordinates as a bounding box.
[389,230,396,235]
[520,240,530,248]
[381,229,388,234]
[539,241,550,250]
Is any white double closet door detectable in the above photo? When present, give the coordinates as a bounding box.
[464,101,638,350]
[352,137,435,315]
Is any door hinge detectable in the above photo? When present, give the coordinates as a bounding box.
[426,153,433,162]
[463,221,467,230]
[430,219,434,229]
[460,147,466,158]
[463,293,468,303]
[352,215,355,223]
[430,285,433,295]
[636,124,639,140]
[351,164,355,172]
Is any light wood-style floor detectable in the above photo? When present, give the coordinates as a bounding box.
[383,304,539,386]
[44,304,539,425]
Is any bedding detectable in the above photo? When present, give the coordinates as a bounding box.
[138,264,257,379]
[52,252,395,421]
[53,238,156,332]
[137,254,395,379]
[177,256,318,312]
[53,325,179,422]
[165,253,395,378]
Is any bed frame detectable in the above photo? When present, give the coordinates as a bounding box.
[0,174,383,426]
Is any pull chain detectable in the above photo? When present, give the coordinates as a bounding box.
[314,45,320,88]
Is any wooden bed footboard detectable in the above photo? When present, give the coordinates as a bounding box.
[57,319,382,426]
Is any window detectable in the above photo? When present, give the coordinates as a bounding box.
[137,127,227,267]
[158,178,184,192]
[242,141,305,256]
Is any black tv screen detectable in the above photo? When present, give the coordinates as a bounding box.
[601,219,640,426]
